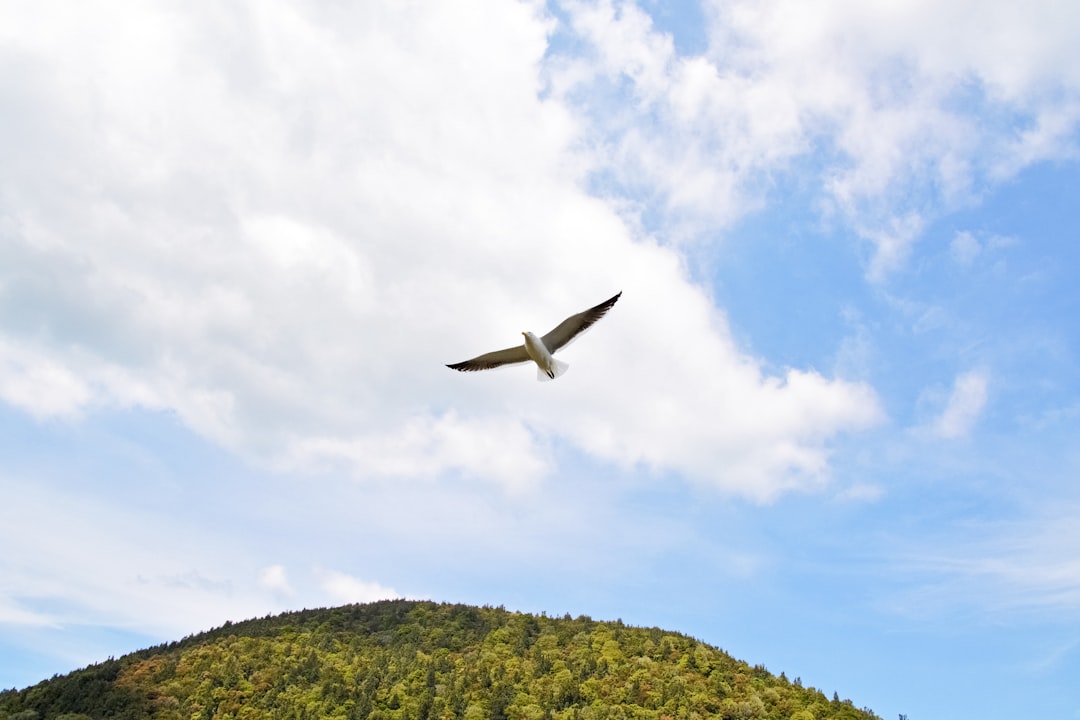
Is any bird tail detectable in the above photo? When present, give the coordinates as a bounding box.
[537,359,569,382]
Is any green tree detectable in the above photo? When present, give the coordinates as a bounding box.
[0,601,882,720]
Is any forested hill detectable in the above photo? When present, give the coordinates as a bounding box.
[0,599,879,720]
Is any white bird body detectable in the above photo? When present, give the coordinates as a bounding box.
[447,292,621,381]
[522,331,568,381]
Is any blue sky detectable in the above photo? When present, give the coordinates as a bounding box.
[1,1,1078,719]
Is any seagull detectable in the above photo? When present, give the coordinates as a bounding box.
[447,291,621,381]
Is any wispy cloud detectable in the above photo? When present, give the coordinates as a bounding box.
[932,370,990,439]
[0,601,57,629]
[0,479,289,637]
[951,231,982,267]
[889,507,1080,620]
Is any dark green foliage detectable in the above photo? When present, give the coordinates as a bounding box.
[0,600,880,720]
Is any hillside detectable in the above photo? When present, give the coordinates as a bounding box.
[0,600,879,720]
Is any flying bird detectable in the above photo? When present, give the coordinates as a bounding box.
[447,291,622,381]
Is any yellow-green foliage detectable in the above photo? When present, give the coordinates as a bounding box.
[0,600,879,720]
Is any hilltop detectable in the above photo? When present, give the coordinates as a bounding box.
[0,599,879,720]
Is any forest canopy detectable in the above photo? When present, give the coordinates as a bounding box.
[0,600,879,720]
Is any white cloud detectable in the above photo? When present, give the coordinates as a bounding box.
[932,370,990,439]
[860,213,925,282]
[549,0,1080,274]
[316,569,400,605]
[0,339,91,420]
[292,412,551,493]
[0,0,881,500]
[258,565,294,596]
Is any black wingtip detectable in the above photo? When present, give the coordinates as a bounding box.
[593,291,622,313]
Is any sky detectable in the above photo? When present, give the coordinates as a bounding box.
[1,1,1078,718]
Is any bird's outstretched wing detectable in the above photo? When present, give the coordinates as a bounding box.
[446,344,530,372]
[540,291,622,352]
